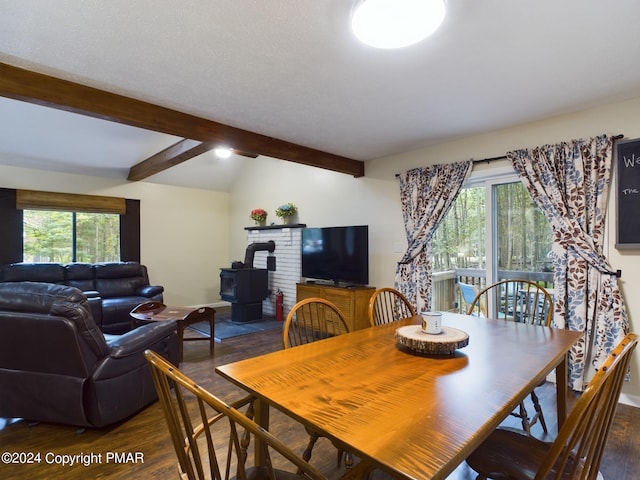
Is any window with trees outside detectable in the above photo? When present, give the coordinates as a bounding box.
[432,172,553,312]
[23,210,120,263]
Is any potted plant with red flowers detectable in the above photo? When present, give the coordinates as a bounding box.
[250,208,268,226]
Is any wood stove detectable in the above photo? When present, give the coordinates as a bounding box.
[220,241,275,323]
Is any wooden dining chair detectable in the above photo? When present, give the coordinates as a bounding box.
[282,297,353,468]
[283,297,350,349]
[466,332,637,480]
[368,287,416,326]
[467,279,553,325]
[467,279,554,434]
[144,350,326,480]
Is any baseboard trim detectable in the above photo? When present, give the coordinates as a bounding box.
[205,300,231,308]
[183,300,231,309]
[619,393,640,408]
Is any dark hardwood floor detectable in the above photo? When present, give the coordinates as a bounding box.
[1,325,638,479]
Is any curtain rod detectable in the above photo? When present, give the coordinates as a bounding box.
[394,155,504,177]
[395,134,625,178]
[471,155,506,166]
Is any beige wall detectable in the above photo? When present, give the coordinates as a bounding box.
[0,165,230,307]
[230,96,640,405]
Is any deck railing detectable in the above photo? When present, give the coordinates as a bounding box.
[433,269,554,313]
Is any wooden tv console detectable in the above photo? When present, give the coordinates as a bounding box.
[296,282,375,332]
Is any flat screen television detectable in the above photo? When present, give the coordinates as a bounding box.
[301,225,369,286]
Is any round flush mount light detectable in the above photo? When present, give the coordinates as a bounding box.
[214,147,233,159]
[351,0,446,49]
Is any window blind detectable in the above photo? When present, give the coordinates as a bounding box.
[16,189,126,214]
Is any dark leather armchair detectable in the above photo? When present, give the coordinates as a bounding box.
[0,282,179,427]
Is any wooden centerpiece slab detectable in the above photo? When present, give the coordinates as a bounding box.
[395,325,469,356]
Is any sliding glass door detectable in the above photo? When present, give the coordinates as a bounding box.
[432,170,552,312]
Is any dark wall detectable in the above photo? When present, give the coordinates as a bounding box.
[120,199,141,262]
[0,189,23,266]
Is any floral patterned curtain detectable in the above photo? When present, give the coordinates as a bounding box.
[395,161,472,312]
[508,134,628,390]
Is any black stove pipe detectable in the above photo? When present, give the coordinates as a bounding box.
[242,241,275,268]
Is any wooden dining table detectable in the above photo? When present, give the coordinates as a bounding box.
[216,312,582,480]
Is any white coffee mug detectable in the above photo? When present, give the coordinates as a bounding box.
[421,311,442,334]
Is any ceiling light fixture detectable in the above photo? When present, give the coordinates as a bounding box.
[214,147,233,159]
[351,0,446,49]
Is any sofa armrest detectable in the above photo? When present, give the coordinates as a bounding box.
[136,285,164,298]
[85,295,103,327]
[93,322,178,380]
[105,321,177,358]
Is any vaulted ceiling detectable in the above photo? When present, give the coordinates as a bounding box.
[1,1,639,191]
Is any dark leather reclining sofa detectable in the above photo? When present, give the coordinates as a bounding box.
[0,261,163,334]
[0,281,179,427]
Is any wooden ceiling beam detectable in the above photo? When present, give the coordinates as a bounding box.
[0,62,365,178]
[128,139,214,181]
[129,140,260,181]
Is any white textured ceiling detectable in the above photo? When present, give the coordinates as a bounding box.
[1,0,639,190]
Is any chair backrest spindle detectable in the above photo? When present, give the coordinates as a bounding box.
[368,287,416,327]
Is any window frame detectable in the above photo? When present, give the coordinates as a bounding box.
[0,188,140,265]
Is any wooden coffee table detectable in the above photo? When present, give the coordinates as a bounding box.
[130,301,215,361]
